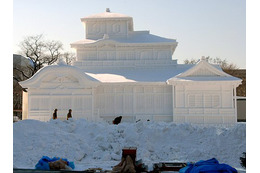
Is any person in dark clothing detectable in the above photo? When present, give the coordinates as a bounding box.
[53,109,58,119]
[67,109,72,120]
[113,116,122,125]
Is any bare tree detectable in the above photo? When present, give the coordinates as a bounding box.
[44,40,63,65]
[18,34,64,79]
[14,35,74,119]
[62,52,76,65]
[183,58,198,64]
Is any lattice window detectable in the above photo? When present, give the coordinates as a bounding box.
[127,52,135,60]
[188,94,203,107]
[119,52,127,60]
[204,95,220,108]
[112,23,121,33]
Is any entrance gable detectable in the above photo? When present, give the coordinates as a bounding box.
[166,59,241,85]
[178,59,230,78]
[40,73,82,89]
[19,64,98,89]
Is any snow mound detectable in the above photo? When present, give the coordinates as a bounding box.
[13,119,246,170]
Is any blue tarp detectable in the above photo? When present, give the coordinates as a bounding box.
[179,158,237,173]
[35,156,75,170]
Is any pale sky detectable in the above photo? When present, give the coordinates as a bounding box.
[13,0,246,68]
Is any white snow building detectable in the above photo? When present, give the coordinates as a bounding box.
[19,9,242,124]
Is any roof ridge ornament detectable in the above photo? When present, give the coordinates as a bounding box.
[201,56,206,61]
[106,8,110,12]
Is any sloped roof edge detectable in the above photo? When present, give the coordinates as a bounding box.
[81,11,132,20]
[166,60,242,85]
[19,64,99,88]
[177,59,230,77]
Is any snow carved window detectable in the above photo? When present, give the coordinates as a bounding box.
[204,95,220,108]
[189,94,220,108]
[112,23,121,33]
[188,94,203,107]
[92,23,100,33]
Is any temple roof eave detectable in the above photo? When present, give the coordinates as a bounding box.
[70,39,178,48]
[166,59,242,87]
[80,11,133,21]
[19,64,100,89]
[81,17,133,22]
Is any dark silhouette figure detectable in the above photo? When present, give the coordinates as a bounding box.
[67,109,72,120]
[53,109,58,119]
[113,116,122,125]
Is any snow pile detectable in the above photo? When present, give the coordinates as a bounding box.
[13,119,246,170]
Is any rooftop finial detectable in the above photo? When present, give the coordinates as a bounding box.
[106,8,110,12]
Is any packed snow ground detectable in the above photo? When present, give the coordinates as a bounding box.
[13,119,246,171]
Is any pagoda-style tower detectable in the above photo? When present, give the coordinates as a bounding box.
[71,8,178,70]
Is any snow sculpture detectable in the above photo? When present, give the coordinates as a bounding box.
[19,9,242,124]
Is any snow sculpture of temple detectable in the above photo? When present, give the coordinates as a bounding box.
[19,9,242,124]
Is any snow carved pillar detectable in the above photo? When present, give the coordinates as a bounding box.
[233,85,237,122]
[172,85,175,122]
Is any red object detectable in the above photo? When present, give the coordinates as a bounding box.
[122,147,137,162]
